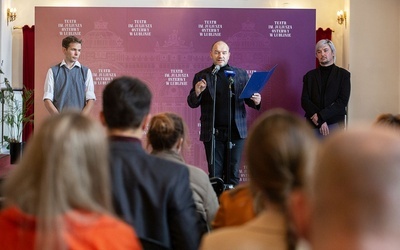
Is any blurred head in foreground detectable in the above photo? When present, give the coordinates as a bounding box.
[246,108,318,249]
[3,111,111,249]
[297,125,400,250]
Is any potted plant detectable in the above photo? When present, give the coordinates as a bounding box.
[0,69,34,164]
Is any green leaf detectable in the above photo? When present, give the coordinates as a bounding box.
[0,83,34,143]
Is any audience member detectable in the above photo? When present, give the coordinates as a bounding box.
[101,76,204,250]
[146,112,219,231]
[0,112,140,250]
[200,108,318,250]
[212,183,263,229]
[374,113,400,130]
[292,126,400,250]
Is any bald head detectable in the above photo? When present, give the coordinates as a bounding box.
[210,41,230,67]
[311,126,400,237]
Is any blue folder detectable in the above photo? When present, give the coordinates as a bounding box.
[239,64,277,99]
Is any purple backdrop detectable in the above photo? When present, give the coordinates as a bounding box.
[35,7,316,182]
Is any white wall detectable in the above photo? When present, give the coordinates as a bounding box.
[0,0,13,84]
[348,0,400,124]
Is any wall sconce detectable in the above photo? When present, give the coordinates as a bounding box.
[337,10,346,25]
[7,8,17,26]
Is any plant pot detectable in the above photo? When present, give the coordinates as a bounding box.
[9,142,25,164]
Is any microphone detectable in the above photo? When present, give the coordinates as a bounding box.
[224,70,236,78]
[224,69,236,85]
[211,65,221,75]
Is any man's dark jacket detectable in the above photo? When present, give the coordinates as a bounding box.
[109,138,203,250]
[301,64,351,128]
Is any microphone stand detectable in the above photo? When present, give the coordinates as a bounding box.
[225,76,235,188]
[210,71,218,178]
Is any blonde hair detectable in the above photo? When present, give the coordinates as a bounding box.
[3,111,111,249]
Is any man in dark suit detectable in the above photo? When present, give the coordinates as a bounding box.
[187,41,261,186]
[101,76,204,250]
[301,39,351,137]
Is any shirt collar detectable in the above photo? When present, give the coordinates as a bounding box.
[109,135,141,143]
[60,60,81,68]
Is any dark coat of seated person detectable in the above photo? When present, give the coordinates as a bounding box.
[101,76,205,250]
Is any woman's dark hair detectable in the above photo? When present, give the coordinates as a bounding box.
[147,112,187,152]
[246,108,317,250]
